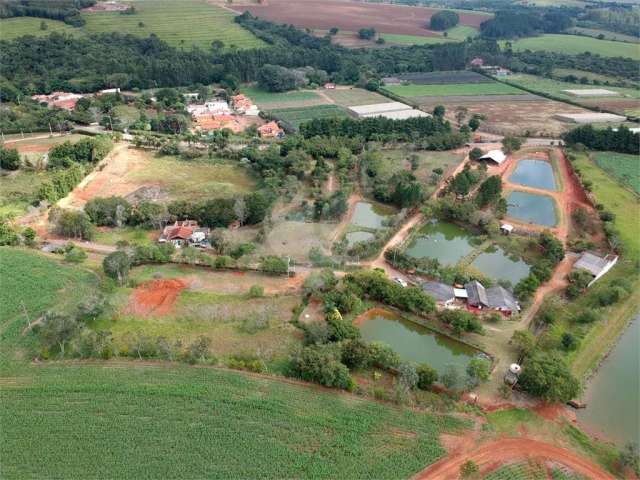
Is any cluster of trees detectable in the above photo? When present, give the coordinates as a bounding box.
[480,9,572,39]
[563,125,639,155]
[0,0,95,26]
[446,164,481,197]
[0,147,20,170]
[514,232,564,300]
[429,10,459,31]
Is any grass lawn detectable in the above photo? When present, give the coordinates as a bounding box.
[323,88,389,107]
[505,34,640,61]
[379,33,451,45]
[568,27,640,44]
[382,82,523,98]
[593,151,640,194]
[93,227,156,246]
[0,248,468,480]
[0,0,264,50]
[113,105,141,128]
[552,68,633,86]
[0,170,54,216]
[241,87,323,106]
[269,104,350,129]
[445,25,479,41]
[0,17,77,40]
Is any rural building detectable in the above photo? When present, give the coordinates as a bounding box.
[573,251,619,287]
[553,112,627,124]
[324,83,336,89]
[478,149,507,165]
[348,102,429,120]
[231,94,259,115]
[159,220,210,248]
[562,89,620,97]
[464,280,520,315]
[98,88,121,95]
[470,57,484,67]
[500,223,514,235]
[258,121,285,139]
[183,93,200,101]
[422,281,456,306]
[31,92,83,110]
[382,77,401,86]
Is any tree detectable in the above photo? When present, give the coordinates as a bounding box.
[502,136,523,154]
[257,64,298,92]
[440,364,461,390]
[511,330,535,361]
[398,362,419,390]
[260,256,289,275]
[85,196,131,227]
[290,344,353,389]
[211,40,225,50]
[466,358,491,387]
[416,363,438,390]
[233,197,247,226]
[476,175,502,207]
[358,28,376,40]
[430,10,460,31]
[460,460,479,479]
[51,209,95,240]
[329,27,339,35]
[519,352,580,402]
[432,105,445,118]
[38,313,79,356]
[469,147,483,161]
[0,147,20,170]
[454,106,468,126]
[468,115,481,131]
[539,231,564,264]
[103,250,132,285]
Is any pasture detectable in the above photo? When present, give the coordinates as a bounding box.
[241,87,325,109]
[593,152,640,194]
[382,82,523,98]
[504,34,640,61]
[269,105,350,129]
[0,17,76,41]
[321,88,389,107]
[0,0,264,50]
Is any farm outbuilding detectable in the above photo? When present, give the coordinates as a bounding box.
[573,251,619,287]
[562,89,620,97]
[478,150,507,165]
[553,112,627,124]
[422,281,456,306]
[348,102,429,120]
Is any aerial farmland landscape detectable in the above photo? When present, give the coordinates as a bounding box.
[0,0,639,478]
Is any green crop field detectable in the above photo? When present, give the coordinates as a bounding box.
[240,87,323,106]
[270,105,350,129]
[382,82,523,98]
[0,0,264,50]
[505,34,640,61]
[593,152,640,194]
[379,33,451,45]
[504,74,640,101]
[323,88,389,107]
[0,248,467,479]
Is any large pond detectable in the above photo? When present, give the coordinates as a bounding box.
[356,309,477,373]
[506,191,558,227]
[405,221,475,266]
[471,245,530,286]
[509,159,557,191]
[351,201,393,230]
[577,316,639,446]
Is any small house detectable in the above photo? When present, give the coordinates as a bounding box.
[478,149,507,165]
[486,286,520,315]
[159,220,210,248]
[465,280,489,309]
[98,88,120,95]
[573,251,619,287]
[31,92,83,110]
[324,83,336,90]
[500,224,514,235]
[422,281,456,306]
[231,94,257,115]
[258,121,285,139]
[470,57,484,68]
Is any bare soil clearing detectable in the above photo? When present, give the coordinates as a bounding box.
[128,279,187,317]
[415,437,615,480]
[229,0,489,37]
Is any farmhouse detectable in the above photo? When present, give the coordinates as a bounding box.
[478,150,507,165]
[464,280,520,315]
[422,281,456,306]
[31,92,83,110]
[258,121,285,139]
[573,251,619,287]
[159,220,210,248]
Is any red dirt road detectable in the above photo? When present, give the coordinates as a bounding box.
[229,0,488,37]
[414,437,615,480]
[128,279,187,317]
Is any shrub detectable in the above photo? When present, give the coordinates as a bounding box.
[416,363,438,390]
[561,332,579,351]
[596,287,627,306]
[102,250,132,285]
[341,339,373,370]
[260,255,289,275]
[466,357,491,387]
[369,341,400,370]
[289,344,353,390]
[64,247,87,263]
[247,285,264,298]
[575,310,599,324]
[0,147,20,170]
[303,321,330,345]
[398,362,419,390]
[227,353,266,373]
[440,364,462,390]
[50,208,95,240]
[239,311,271,334]
[184,336,212,364]
[518,352,580,402]
[326,308,360,341]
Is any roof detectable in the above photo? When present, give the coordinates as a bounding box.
[562,89,620,97]
[465,280,488,307]
[422,281,455,303]
[361,109,430,120]
[486,286,519,312]
[348,102,412,116]
[479,150,507,164]
[574,251,616,277]
[500,224,514,232]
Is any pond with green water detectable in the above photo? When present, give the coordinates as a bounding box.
[506,191,558,227]
[509,159,557,191]
[471,245,530,286]
[357,310,477,374]
[351,202,394,230]
[405,221,475,266]
[577,316,639,446]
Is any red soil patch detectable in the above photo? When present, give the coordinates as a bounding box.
[128,279,187,317]
[229,0,488,37]
[415,437,615,480]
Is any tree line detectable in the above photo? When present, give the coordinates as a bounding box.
[562,125,639,155]
[0,0,95,26]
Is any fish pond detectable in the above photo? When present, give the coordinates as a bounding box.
[471,245,530,286]
[350,201,394,230]
[405,221,476,266]
[506,191,558,227]
[356,309,477,374]
[577,316,639,446]
[509,159,557,191]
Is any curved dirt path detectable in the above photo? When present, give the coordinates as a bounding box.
[414,437,615,480]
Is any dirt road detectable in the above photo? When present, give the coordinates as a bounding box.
[414,437,615,480]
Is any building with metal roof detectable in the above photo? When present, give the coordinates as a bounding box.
[422,281,455,305]
[573,251,619,287]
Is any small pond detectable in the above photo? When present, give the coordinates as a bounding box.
[346,231,375,246]
[509,159,557,191]
[356,309,477,374]
[405,220,475,266]
[506,191,558,227]
[471,245,530,286]
[351,202,393,230]
[577,316,639,446]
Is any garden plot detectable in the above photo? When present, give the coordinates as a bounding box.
[382,82,523,98]
[241,87,328,110]
[387,70,492,85]
[322,88,390,107]
[270,105,350,129]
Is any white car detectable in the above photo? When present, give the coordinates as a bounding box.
[394,277,408,288]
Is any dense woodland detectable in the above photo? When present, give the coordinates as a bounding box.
[0,0,94,26]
